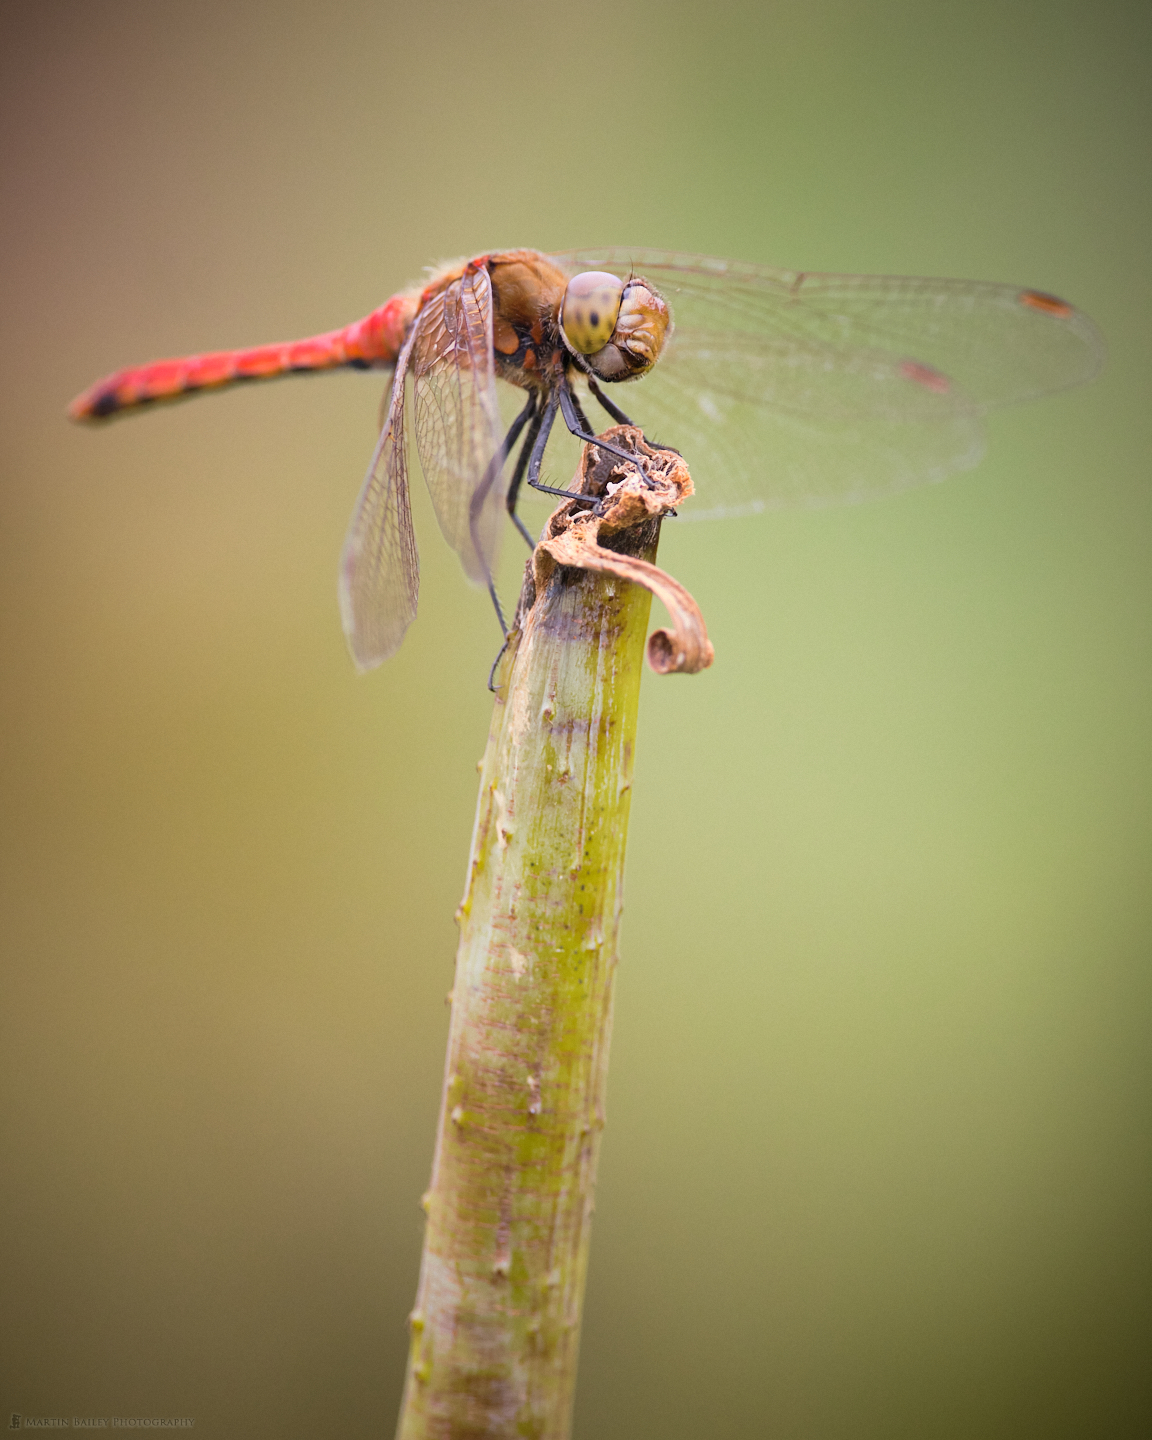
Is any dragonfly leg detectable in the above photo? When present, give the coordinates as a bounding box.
[471,390,538,535]
[524,389,597,504]
[505,397,545,549]
[469,392,539,636]
[586,377,633,427]
[487,635,510,693]
[566,383,594,432]
[587,376,683,464]
[487,579,509,637]
[498,390,539,469]
[557,383,656,482]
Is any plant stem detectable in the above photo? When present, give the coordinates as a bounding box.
[395,432,708,1440]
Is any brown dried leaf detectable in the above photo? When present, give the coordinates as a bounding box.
[532,427,714,675]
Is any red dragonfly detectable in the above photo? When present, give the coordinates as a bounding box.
[69,248,1103,670]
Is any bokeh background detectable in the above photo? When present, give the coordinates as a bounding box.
[2,0,1149,1435]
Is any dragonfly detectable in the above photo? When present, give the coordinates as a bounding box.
[69,248,1104,670]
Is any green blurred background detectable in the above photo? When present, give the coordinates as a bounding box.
[2,0,1148,1435]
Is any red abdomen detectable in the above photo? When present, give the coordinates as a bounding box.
[68,291,418,421]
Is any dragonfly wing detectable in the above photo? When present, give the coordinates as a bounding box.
[338,331,420,670]
[410,265,505,586]
[556,250,1104,408]
[552,249,1103,513]
[624,330,986,516]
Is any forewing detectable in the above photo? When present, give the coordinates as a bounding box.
[551,249,1103,513]
[338,338,419,670]
[410,266,505,585]
[622,330,986,516]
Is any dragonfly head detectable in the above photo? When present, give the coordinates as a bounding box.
[559,271,671,382]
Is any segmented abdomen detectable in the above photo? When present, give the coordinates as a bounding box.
[68,291,418,420]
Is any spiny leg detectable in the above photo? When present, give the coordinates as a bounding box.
[486,639,509,694]
[566,383,594,432]
[505,397,545,548]
[486,580,509,639]
[521,387,602,507]
[523,389,582,502]
[586,374,682,465]
[471,389,538,532]
[470,392,539,638]
[587,376,633,427]
[557,382,655,476]
[483,393,545,691]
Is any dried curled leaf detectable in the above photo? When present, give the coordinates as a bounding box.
[531,427,714,675]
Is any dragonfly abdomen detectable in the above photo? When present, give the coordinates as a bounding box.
[68,290,419,421]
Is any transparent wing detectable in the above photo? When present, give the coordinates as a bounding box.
[629,334,986,517]
[338,332,419,670]
[410,265,505,585]
[551,248,1104,514]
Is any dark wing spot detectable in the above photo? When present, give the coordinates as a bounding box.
[590,310,599,327]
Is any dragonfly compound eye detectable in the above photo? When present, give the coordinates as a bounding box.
[560,272,625,356]
[561,277,672,383]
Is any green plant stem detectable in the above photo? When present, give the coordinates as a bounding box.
[396,433,707,1440]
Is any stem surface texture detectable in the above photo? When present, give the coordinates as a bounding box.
[396,432,705,1439]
